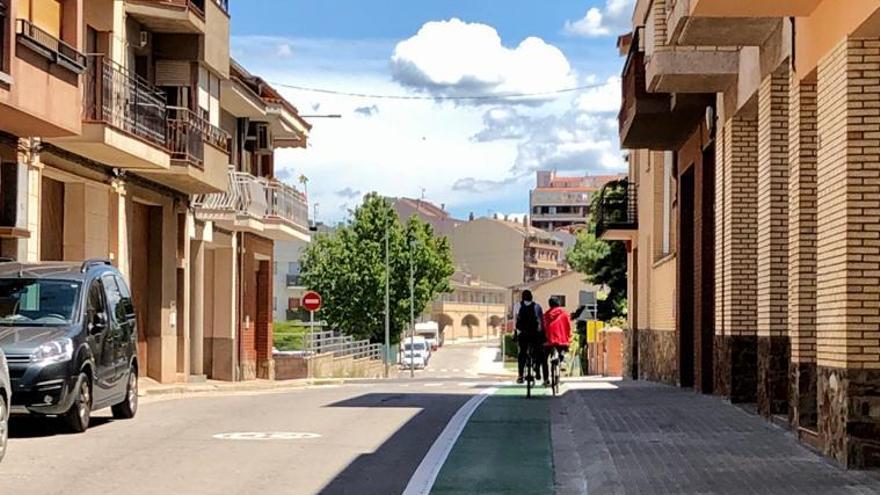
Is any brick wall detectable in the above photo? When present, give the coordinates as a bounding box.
[789,75,818,364]
[816,38,880,370]
[757,65,791,339]
[720,114,759,337]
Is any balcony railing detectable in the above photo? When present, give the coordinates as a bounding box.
[266,180,309,231]
[84,55,167,147]
[286,274,304,288]
[193,170,309,231]
[16,19,86,74]
[595,180,638,237]
[167,106,228,169]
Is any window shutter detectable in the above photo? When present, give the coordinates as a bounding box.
[31,0,61,39]
[155,60,191,87]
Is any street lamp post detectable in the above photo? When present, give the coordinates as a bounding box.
[384,227,390,378]
[409,238,415,379]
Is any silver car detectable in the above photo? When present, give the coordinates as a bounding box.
[0,349,9,462]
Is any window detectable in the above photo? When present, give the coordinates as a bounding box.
[86,279,106,324]
[551,295,567,307]
[0,279,80,325]
[102,275,135,324]
[288,262,299,275]
[662,151,673,256]
[0,1,7,74]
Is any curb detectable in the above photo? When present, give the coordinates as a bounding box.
[137,378,350,397]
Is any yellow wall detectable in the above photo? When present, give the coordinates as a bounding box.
[451,219,526,288]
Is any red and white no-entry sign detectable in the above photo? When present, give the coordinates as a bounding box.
[302,291,322,312]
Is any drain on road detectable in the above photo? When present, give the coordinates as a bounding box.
[213,432,321,441]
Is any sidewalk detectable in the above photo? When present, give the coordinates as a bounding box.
[137,377,347,397]
[553,380,880,494]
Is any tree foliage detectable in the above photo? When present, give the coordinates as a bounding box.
[299,193,455,343]
[566,190,629,321]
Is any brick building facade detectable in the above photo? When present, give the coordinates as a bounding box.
[610,0,880,469]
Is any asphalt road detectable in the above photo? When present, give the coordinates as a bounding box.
[0,342,503,495]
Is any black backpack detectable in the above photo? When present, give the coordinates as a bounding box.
[517,303,539,335]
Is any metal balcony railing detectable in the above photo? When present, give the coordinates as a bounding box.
[286,273,304,288]
[84,55,167,147]
[15,19,86,73]
[193,170,268,215]
[193,170,308,230]
[595,180,638,237]
[266,179,309,230]
[167,106,229,169]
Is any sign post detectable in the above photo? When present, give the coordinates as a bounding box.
[302,291,322,380]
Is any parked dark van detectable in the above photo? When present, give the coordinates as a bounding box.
[0,260,138,432]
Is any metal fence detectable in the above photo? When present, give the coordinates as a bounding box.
[303,330,383,360]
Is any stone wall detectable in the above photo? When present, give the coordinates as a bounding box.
[274,353,385,380]
[638,328,677,385]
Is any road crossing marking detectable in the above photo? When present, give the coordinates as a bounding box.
[403,387,497,495]
[213,432,321,441]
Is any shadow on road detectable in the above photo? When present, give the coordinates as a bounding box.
[318,392,473,495]
[9,415,115,439]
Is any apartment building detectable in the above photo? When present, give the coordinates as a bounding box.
[391,197,462,237]
[431,270,508,342]
[0,0,310,383]
[529,170,624,232]
[451,217,566,288]
[610,0,880,469]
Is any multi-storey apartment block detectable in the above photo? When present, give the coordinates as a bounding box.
[609,0,880,469]
[0,0,310,384]
[529,170,624,232]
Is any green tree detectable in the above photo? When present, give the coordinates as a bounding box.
[299,193,454,343]
[566,189,629,321]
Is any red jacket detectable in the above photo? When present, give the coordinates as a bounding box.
[543,307,571,347]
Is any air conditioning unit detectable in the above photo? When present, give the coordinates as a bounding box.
[139,31,151,48]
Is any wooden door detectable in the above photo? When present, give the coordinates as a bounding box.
[40,176,64,261]
[130,202,151,375]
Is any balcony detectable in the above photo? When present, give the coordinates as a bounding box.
[125,0,209,33]
[619,28,712,150]
[126,0,229,77]
[193,171,310,242]
[595,180,638,241]
[49,55,171,169]
[137,106,227,193]
[265,179,311,241]
[665,0,785,47]
[15,19,86,74]
[643,0,738,93]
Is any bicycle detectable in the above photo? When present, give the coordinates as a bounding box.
[524,344,535,398]
[548,346,565,396]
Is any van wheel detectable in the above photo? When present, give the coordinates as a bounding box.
[0,394,8,462]
[63,374,91,433]
[112,365,138,419]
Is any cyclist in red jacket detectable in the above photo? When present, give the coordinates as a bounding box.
[543,297,571,375]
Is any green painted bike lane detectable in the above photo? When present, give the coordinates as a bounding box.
[431,385,555,494]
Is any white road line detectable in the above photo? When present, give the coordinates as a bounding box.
[424,383,443,387]
[403,386,496,495]
[452,369,461,372]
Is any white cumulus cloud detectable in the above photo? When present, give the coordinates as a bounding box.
[564,0,635,38]
[391,18,576,104]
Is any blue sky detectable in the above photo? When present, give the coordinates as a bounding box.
[228,0,632,222]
